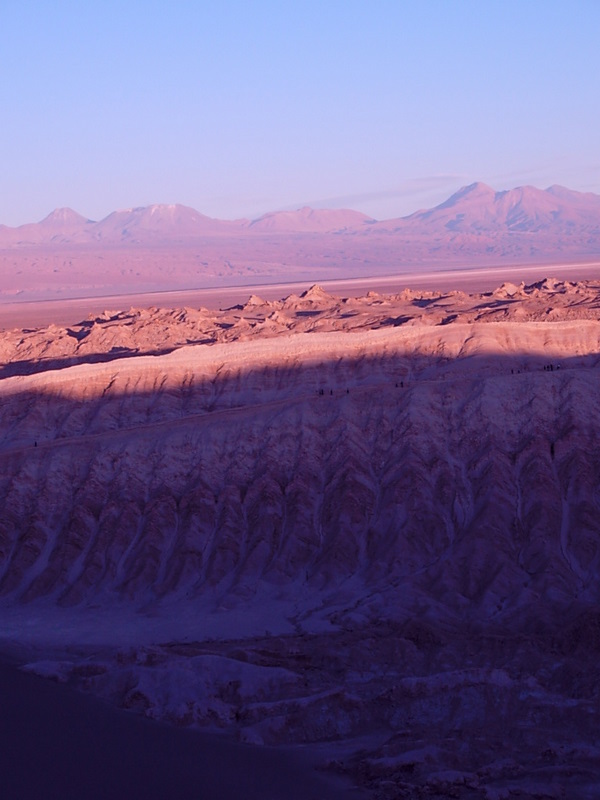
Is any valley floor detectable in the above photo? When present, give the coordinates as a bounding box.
[1,258,599,330]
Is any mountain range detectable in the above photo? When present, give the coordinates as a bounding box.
[1,183,599,245]
[1,183,599,302]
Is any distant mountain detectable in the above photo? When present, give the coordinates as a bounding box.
[248,206,374,233]
[90,203,244,242]
[0,207,95,245]
[0,184,599,304]
[39,207,91,228]
[1,185,599,246]
[371,182,600,234]
[0,203,246,246]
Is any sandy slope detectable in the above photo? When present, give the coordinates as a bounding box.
[2,279,600,798]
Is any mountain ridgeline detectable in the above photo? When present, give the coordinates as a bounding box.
[1,183,599,302]
[1,183,599,244]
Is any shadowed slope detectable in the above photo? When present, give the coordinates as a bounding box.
[0,658,355,800]
[1,321,600,615]
[3,285,600,799]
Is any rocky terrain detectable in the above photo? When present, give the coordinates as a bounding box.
[2,278,600,798]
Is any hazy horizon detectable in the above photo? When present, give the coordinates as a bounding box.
[2,1,599,227]
[2,178,600,230]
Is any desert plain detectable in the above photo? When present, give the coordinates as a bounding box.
[1,265,600,798]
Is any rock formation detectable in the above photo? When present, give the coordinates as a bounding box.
[3,279,600,798]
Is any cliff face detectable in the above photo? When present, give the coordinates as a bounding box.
[1,321,599,615]
[3,282,600,798]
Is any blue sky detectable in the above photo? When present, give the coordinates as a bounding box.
[1,1,599,225]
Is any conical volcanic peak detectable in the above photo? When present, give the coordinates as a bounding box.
[438,181,496,206]
[39,208,92,226]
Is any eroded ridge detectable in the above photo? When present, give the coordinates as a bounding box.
[2,279,600,799]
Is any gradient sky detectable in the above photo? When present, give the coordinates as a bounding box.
[1,0,599,226]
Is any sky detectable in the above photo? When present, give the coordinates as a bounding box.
[1,0,599,226]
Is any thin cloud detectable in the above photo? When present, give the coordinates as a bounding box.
[290,175,467,213]
[485,163,600,196]
[485,165,557,189]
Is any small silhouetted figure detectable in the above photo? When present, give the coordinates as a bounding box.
[330,389,333,396]
[346,388,349,394]
[318,388,324,396]
[395,382,399,388]
[34,441,37,447]
[400,380,404,388]
[511,369,514,374]
[550,442,555,459]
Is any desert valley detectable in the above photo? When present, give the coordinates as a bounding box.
[1,185,600,798]
[1,182,600,305]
